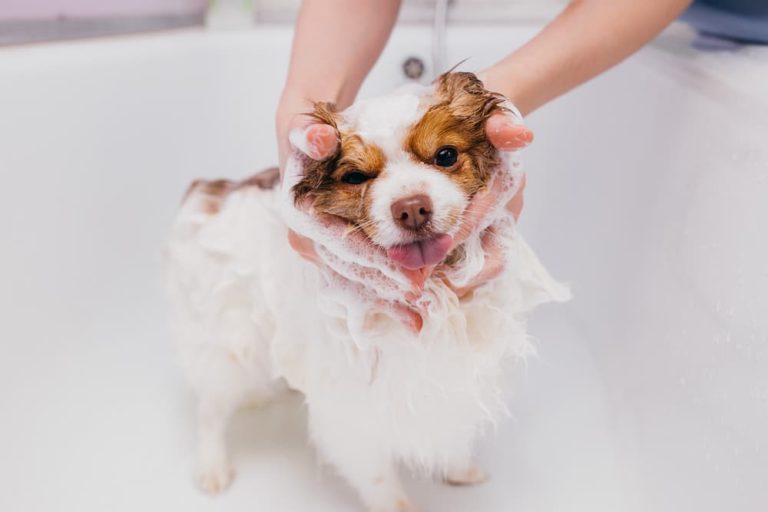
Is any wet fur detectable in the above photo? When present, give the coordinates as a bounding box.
[293,73,505,243]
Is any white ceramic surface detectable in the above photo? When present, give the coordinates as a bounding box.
[0,22,766,512]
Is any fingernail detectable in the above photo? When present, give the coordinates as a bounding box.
[515,130,534,144]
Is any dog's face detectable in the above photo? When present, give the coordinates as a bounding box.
[292,72,505,269]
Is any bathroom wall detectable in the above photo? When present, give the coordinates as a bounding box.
[0,1,207,21]
[0,0,565,23]
[0,0,207,45]
[0,0,566,46]
[254,0,566,22]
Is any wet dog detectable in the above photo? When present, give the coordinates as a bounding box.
[165,72,567,511]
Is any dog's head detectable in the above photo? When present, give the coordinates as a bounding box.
[291,72,507,270]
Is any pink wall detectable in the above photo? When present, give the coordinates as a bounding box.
[1,1,208,21]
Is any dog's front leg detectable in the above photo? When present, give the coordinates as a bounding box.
[309,408,416,512]
[195,394,237,494]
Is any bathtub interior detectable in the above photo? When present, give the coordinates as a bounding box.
[0,22,767,512]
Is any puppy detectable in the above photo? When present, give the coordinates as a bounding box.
[165,72,568,511]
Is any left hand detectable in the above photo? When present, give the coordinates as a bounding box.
[439,112,531,298]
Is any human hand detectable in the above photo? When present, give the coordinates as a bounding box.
[439,111,532,298]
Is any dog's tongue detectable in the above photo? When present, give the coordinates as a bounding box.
[386,234,453,270]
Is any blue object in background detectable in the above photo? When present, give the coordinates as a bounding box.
[683,0,768,44]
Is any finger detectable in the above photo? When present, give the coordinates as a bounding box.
[287,229,321,265]
[402,267,430,295]
[485,113,533,151]
[306,124,339,160]
[323,263,424,334]
[391,303,424,334]
[449,228,505,298]
[278,113,314,174]
[289,123,339,161]
[294,207,424,293]
[315,243,420,298]
[453,172,505,246]
[506,174,526,221]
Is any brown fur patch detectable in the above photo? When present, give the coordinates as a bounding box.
[183,179,234,201]
[182,167,280,215]
[182,179,235,215]
[405,72,505,196]
[293,103,386,238]
[236,166,280,190]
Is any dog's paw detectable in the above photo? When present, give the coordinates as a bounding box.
[444,466,488,486]
[196,461,234,495]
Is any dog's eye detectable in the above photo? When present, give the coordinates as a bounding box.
[434,146,458,167]
[340,171,372,185]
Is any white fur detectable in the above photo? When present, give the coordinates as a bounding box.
[369,159,467,247]
[338,87,468,248]
[165,87,569,510]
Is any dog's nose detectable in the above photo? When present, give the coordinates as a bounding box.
[391,194,433,230]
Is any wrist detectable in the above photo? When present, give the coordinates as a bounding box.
[479,66,533,117]
[277,75,353,112]
[276,93,313,130]
[276,80,350,135]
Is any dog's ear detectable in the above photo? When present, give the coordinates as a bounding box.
[291,102,341,203]
[434,72,506,121]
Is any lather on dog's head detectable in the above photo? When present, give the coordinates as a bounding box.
[291,72,508,270]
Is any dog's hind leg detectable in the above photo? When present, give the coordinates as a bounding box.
[309,406,416,512]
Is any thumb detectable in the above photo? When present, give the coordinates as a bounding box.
[485,113,533,151]
[289,122,339,161]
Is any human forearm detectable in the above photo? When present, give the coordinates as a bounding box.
[278,0,401,115]
[276,0,401,167]
[482,0,692,115]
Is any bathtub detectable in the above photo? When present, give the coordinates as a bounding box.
[0,21,766,512]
